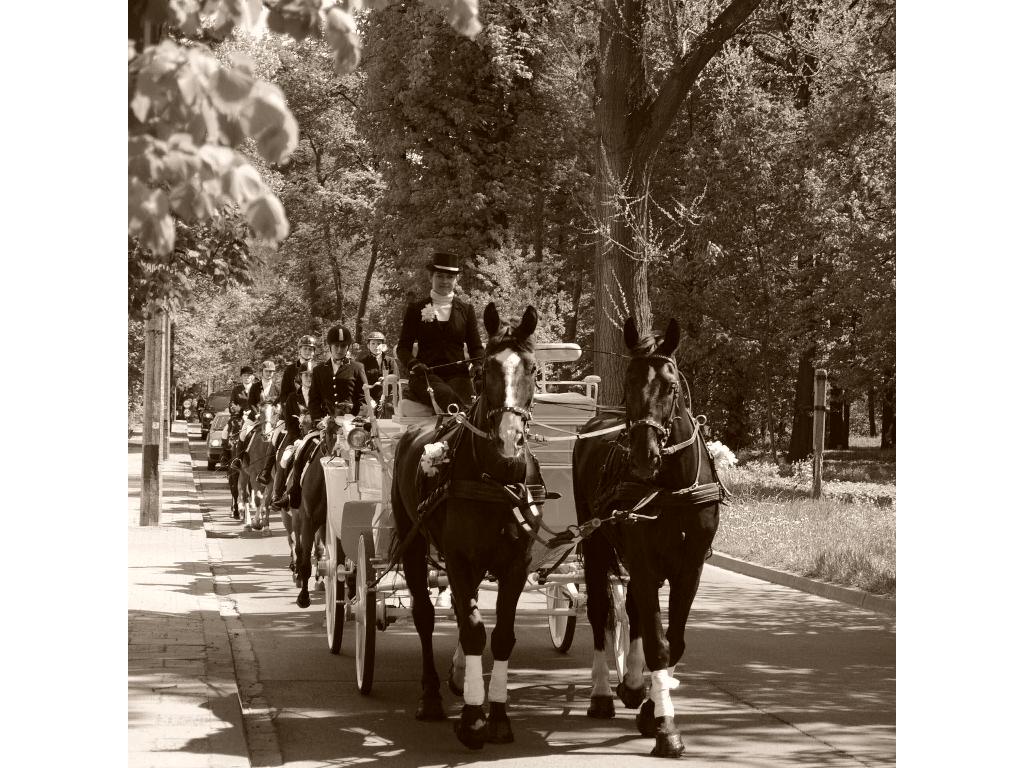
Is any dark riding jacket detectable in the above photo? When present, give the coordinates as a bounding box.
[397,296,484,379]
[230,382,258,420]
[308,357,368,420]
[277,358,313,405]
[283,387,310,443]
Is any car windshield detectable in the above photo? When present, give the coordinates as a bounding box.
[210,413,231,431]
[206,390,232,413]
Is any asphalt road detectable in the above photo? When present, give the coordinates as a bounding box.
[187,427,896,768]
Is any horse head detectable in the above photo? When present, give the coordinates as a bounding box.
[322,404,353,457]
[480,302,538,458]
[622,316,682,481]
[259,401,279,438]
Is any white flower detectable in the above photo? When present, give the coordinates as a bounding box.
[421,303,437,322]
[706,440,738,474]
[419,441,450,476]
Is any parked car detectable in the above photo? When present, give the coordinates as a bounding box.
[201,389,232,439]
[206,411,231,471]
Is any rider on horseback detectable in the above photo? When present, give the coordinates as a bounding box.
[236,360,278,459]
[397,251,484,412]
[256,336,318,486]
[266,363,313,507]
[358,330,396,416]
[273,325,370,509]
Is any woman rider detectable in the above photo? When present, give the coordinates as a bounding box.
[396,251,484,412]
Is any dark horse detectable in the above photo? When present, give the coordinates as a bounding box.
[573,317,725,758]
[293,413,348,608]
[390,302,540,750]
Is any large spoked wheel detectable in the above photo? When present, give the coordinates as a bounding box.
[355,532,376,695]
[546,582,577,653]
[608,581,629,682]
[326,537,345,654]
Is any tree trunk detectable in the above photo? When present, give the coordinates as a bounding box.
[565,246,584,343]
[880,375,895,449]
[356,235,380,342]
[825,386,848,450]
[533,187,545,262]
[787,347,815,461]
[867,385,877,437]
[591,0,762,406]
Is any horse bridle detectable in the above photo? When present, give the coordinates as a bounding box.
[625,354,682,449]
[476,354,536,441]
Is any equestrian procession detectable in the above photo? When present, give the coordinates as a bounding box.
[207,250,730,758]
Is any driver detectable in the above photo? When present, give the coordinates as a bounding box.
[396,251,483,412]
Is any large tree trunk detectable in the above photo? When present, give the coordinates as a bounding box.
[880,374,895,449]
[592,0,763,406]
[825,386,848,450]
[356,235,380,342]
[787,347,815,461]
[868,384,877,437]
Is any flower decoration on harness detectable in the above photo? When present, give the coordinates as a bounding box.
[420,304,436,323]
[705,440,738,474]
[419,440,450,476]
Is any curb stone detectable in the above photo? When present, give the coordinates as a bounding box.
[707,552,896,617]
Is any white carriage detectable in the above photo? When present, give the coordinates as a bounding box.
[317,343,630,693]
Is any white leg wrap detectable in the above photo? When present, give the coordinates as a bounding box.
[488,659,509,703]
[592,649,612,697]
[625,638,644,689]
[650,667,679,719]
[464,655,485,705]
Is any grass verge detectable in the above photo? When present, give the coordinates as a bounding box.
[714,462,896,598]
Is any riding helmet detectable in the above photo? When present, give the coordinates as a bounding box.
[298,334,317,347]
[367,331,385,342]
[326,326,353,346]
[240,365,254,375]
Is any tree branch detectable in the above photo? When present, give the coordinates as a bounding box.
[638,0,763,160]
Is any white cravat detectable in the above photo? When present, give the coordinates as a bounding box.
[430,289,454,322]
[301,385,310,402]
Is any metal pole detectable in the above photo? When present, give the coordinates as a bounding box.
[160,310,170,460]
[140,307,165,525]
[812,368,827,499]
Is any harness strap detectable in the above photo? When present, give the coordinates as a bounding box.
[528,422,626,443]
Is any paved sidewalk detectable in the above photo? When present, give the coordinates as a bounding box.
[128,422,249,768]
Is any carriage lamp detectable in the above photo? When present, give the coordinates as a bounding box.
[347,423,372,450]
[204,411,213,419]
[210,438,221,447]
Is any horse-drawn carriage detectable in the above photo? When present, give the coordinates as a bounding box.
[318,341,632,690]
[283,305,725,757]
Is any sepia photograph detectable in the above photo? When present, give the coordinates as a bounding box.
[126,1,903,765]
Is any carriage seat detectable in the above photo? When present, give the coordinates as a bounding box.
[392,397,437,427]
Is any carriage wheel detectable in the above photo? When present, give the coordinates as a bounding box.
[355,533,376,694]
[546,582,577,653]
[608,581,629,682]
[326,536,345,654]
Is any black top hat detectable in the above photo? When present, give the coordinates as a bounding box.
[326,326,353,346]
[240,365,254,375]
[427,251,461,274]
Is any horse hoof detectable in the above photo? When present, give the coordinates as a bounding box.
[415,692,446,721]
[651,728,685,758]
[486,702,514,744]
[586,695,614,719]
[454,705,487,750]
[616,680,645,710]
[447,663,465,697]
[297,593,310,609]
[636,699,657,737]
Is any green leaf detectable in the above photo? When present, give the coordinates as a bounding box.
[325,7,361,75]
[212,65,254,110]
[448,0,482,40]
[240,82,298,164]
[129,179,176,255]
[223,161,265,204]
[245,193,290,245]
[265,0,322,42]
